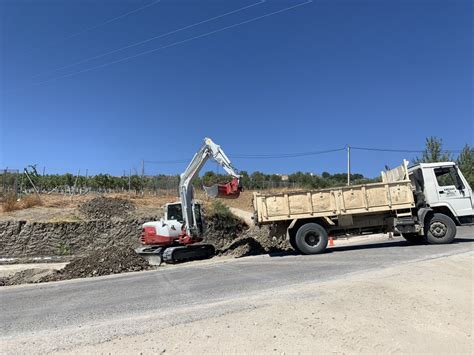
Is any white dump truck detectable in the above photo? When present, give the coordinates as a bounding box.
[253,161,473,254]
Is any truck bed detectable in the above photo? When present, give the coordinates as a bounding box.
[253,180,415,224]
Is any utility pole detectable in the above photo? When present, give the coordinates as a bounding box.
[347,145,351,186]
[141,159,145,196]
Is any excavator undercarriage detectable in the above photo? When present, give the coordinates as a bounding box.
[137,244,216,265]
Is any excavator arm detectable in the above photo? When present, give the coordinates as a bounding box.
[179,137,241,240]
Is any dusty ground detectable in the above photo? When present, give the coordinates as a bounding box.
[0,262,67,278]
[64,252,473,354]
[0,193,168,222]
[0,191,256,221]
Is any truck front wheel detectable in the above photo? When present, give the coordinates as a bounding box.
[424,213,456,244]
[295,223,328,254]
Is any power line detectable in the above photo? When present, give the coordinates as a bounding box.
[143,144,466,164]
[62,0,162,40]
[352,146,462,153]
[10,0,313,92]
[144,160,189,164]
[32,0,266,79]
[144,147,345,164]
[28,0,162,59]
[232,148,346,159]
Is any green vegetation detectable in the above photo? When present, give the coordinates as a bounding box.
[206,200,233,219]
[456,144,474,188]
[3,137,472,193]
[205,200,246,232]
[414,137,452,163]
[56,242,71,256]
[3,169,375,193]
[415,137,473,187]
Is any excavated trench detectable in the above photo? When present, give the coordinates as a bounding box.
[0,197,291,285]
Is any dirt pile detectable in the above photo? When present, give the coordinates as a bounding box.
[44,246,151,282]
[218,225,292,258]
[0,246,151,286]
[205,213,247,250]
[0,268,54,286]
[204,201,292,258]
[79,197,135,220]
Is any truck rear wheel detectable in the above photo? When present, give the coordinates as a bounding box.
[424,213,456,244]
[295,223,328,255]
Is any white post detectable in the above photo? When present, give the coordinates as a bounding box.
[347,145,351,186]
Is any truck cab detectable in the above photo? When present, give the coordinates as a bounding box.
[408,162,473,225]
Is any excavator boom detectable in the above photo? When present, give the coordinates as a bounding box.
[179,137,241,239]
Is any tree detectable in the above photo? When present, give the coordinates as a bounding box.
[457,144,474,188]
[414,137,452,163]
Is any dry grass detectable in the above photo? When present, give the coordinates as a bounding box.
[21,194,43,209]
[2,193,19,212]
[1,193,45,212]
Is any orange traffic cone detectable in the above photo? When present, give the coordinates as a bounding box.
[329,236,334,247]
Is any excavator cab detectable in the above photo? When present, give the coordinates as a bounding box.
[164,202,204,235]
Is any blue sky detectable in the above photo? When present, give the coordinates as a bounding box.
[1,0,472,177]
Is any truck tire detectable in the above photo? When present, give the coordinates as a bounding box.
[424,213,457,244]
[401,233,423,244]
[295,223,328,255]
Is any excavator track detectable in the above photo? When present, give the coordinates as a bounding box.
[162,244,215,264]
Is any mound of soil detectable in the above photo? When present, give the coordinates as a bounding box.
[219,225,292,258]
[204,212,248,250]
[79,197,135,220]
[43,246,150,282]
[204,208,292,258]
[0,268,54,286]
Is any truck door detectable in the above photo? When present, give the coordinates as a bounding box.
[433,166,473,217]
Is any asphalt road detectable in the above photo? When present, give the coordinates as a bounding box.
[1,227,473,353]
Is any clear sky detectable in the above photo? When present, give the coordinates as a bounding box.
[1,0,472,177]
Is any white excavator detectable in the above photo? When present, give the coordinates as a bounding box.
[136,138,242,264]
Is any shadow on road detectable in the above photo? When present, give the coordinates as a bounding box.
[268,237,474,258]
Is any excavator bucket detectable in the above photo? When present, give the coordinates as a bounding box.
[204,177,242,199]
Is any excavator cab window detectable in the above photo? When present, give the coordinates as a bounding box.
[167,204,183,223]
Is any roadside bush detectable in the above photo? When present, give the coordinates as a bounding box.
[205,200,246,233]
[20,194,43,209]
[2,192,19,212]
[206,200,234,219]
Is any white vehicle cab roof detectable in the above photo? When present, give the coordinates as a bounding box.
[409,161,456,171]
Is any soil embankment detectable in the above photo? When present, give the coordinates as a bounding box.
[0,198,287,285]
